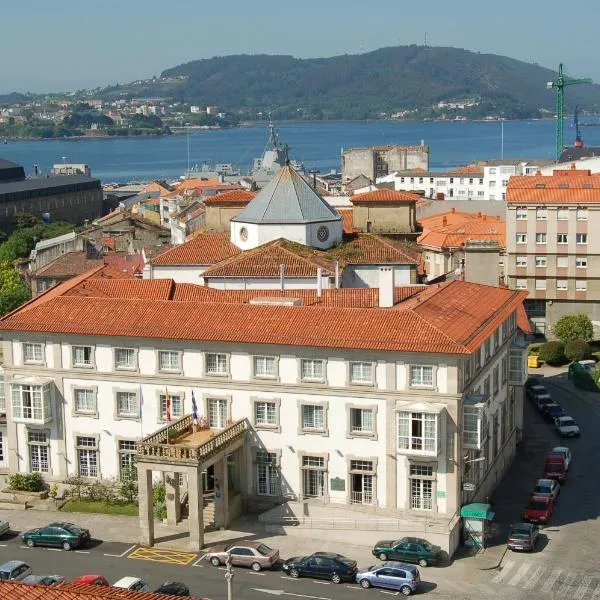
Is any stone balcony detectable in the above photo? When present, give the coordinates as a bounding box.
[136,414,248,466]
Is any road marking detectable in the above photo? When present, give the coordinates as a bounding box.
[345,587,361,591]
[192,556,205,567]
[251,590,330,600]
[556,572,578,596]
[19,546,31,549]
[128,546,197,566]
[522,565,545,590]
[379,592,399,596]
[492,559,515,584]
[0,544,7,547]
[541,568,563,594]
[311,581,330,585]
[46,548,62,552]
[574,575,593,599]
[75,550,90,554]
[280,577,302,581]
[249,572,266,576]
[508,562,532,587]
[104,544,136,558]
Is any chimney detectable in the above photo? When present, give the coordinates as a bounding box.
[463,240,501,287]
[279,264,285,293]
[378,266,395,308]
[442,216,448,227]
[316,267,323,297]
[477,212,482,217]
[451,207,456,214]
[483,214,487,221]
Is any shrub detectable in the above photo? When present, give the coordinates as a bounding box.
[528,344,541,356]
[119,467,138,504]
[153,481,167,520]
[539,341,565,365]
[8,472,46,492]
[553,314,594,344]
[564,339,591,362]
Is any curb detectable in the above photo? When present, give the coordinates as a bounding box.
[478,545,508,571]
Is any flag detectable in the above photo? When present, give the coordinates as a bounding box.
[191,391,199,424]
[165,387,171,422]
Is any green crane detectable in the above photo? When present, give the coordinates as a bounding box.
[547,63,592,160]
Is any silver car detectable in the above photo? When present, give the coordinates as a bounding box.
[356,561,420,596]
[0,560,32,581]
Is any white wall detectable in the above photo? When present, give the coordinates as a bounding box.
[149,265,209,284]
[342,265,412,288]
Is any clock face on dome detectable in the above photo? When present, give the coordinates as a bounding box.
[317,225,329,242]
[239,227,249,242]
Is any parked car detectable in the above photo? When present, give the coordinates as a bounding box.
[282,552,358,583]
[21,522,90,551]
[154,581,190,596]
[523,495,553,524]
[549,446,571,470]
[533,478,560,501]
[527,383,548,401]
[554,416,581,438]
[205,540,279,571]
[507,523,539,552]
[71,574,110,586]
[541,403,566,423]
[372,537,441,567]
[544,454,567,483]
[0,560,32,581]
[113,576,149,592]
[535,394,554,412]
[21,575,65,586]
[356,561,420,596]
[0,521,10,537]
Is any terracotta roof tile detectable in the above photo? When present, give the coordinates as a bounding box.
[0,278,526,356]
[65,277,174,300]
[35,252,103,278]
[507,171,600,203]
[336,208,356,234]
[151,232,240,266]
[202,239,335,278]
[327,234,420,265]
[0,580,207,599]
[351,189,421,204]
[202,190,256,206]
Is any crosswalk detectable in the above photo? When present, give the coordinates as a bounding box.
[491,559,600,599]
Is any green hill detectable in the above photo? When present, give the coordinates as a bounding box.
[106,45,600,120]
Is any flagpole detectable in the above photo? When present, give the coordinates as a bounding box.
[166,387,170,445]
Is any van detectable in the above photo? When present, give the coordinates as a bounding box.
[544,454,567,483]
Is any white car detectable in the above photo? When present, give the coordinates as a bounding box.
[550,446,571,470]
[554,416,581,438]
[113,576,149,592]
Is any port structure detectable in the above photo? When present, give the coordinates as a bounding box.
[547,64,592,160]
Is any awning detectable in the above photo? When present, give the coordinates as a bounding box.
[460,502,492,519]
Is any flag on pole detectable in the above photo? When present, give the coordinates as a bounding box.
[165,387,171,422]
[191,391,199,425]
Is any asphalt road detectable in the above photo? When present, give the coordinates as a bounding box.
[0,537,442,600]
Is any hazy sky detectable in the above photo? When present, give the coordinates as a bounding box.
[2,0,598,94]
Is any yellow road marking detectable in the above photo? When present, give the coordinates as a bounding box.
[128,546,197,565]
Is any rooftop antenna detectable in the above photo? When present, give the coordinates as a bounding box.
[424,32,428,47]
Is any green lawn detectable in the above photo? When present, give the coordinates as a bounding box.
[60,499,138,516]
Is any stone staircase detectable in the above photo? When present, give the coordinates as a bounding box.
[203,496,215,528]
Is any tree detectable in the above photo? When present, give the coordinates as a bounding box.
[539,341,565,365]
[14,213,39,230]
[564,339,591,362]
[553,314,594,344]
[0,261,30,315]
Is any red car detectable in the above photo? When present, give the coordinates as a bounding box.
[544,455,567,483]
[71,574,110,587]
[523,495,553,524]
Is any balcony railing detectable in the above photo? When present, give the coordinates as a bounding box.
[136,415,248,465]
[350,491,374,505]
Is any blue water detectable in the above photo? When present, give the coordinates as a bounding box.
[2,120,598,184]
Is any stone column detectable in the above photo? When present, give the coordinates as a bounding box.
[214,457,229,529]
[187,466,204,552]
[166,472,181,526]
[138,466,154,547]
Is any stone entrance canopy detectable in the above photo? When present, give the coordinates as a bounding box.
[136,414,248,551]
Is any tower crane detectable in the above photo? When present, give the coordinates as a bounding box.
[547,64,592,160]
[574,106,584,148]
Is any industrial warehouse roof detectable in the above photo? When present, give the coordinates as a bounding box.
[0,273,527,356]
[0,173,100,196]
[232,165,341,224]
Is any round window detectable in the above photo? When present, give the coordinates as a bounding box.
[317,225,329,242]
[239,227,249,242]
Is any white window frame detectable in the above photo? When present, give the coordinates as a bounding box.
[409,365,434,388]
[349,407,374,435]
[76,435,99,478]
[159,392,183,421]
[253,356,277,379]
[72,345,94,368]
[535,233,546,244]
[349,361,374,385]
[115,348,136,370]
[556,279,568,291]
[576,257,587,269]
[516,207,527,220]
[254,400,277,426]
[73,388,97,416]
[23,343,44,364]
[557,233,568,245]
[516,233,527,244]
[515,279,527,290]
[516,256,527,267]
[557,256,569,269]
[28,431,50,473]
[158,350,181,373]
[535,279,547,291]
[397,411,439,455]
[205,353,229,376]
[577,233,588,245]
[536,207,547,220]
[300,359,325,382]
[557,207,569,220]
[118,440,137,480]
[576,280,588,291]
[409,463,434,511]
[12,383,52,423]
[576,208,588,221]
[300,403,327,434]
[535,256,547,268]
[115,390,139,420]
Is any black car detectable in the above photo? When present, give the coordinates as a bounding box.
[282,552,357,583]
[154,581,190,597]
[541,403,566,423]
[526,382,548,401]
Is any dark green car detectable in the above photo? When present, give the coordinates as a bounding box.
[372,537,441,567]
[20,522,91,551]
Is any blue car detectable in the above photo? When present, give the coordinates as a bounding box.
[542,403,566,423]
[356,561,420,595]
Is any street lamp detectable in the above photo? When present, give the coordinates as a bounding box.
[225,554,234,600]
[463,456,486,464]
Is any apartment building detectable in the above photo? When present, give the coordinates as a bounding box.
[506,168,600,334]
[0,272,528,555]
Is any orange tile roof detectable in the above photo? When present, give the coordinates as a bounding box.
[351,189,421,204]
[418,214,505,250]
[336,208,356,234]
[329,234,420,265]
[0,580,207,599]
[418,210,492,229]
[151,232,240,266]
[0,278,527,356]
[34,252,104,278]
[507,171,600,203]
[143,182,172,196]
[202,190,256,206]
[175,178,221,191]
[202,239,336,278]
[65,277,174,300]
[172,283,427,306]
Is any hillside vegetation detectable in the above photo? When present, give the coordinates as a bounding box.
[100,45,600,120]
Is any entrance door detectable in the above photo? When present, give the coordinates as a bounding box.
[351,473,373,505]
[208,398,227,429]
[0,429,7,469]
[303,469,324,498]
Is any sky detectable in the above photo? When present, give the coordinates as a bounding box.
[2,0,599,94]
